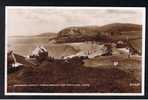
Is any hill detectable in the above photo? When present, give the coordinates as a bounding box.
[54,23,142,43]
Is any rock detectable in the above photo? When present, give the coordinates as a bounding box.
[7,50,23,73]
[30,45,48,62]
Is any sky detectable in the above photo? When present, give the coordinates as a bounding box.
[6,7,145,36]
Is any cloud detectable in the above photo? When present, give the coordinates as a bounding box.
[6,7,144,36]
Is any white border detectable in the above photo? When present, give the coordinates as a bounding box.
[5,6,146,96]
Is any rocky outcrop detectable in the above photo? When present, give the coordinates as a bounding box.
[30,46,48,62]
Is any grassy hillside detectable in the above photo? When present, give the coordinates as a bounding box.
[8,53,141,93]
[54,23,142,43]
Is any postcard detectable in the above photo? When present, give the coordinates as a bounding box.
[5,6,145,96]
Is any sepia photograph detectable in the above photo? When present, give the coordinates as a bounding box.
[5,7,145,95]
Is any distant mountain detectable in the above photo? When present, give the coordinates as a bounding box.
[8,33,57,38]
[54,23,142,43]
[36,32,57,37]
